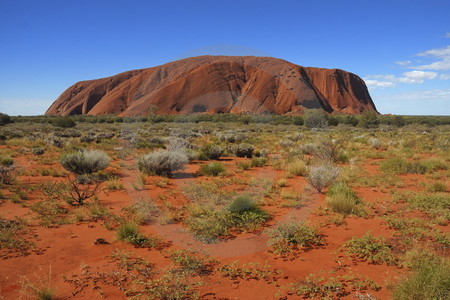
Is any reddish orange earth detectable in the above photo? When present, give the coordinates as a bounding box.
[0,142,448,300]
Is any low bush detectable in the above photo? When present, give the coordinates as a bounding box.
[31,147,45,156]
[52,117,76,128]
[236,160,252,170]
[169,249,215,275]
[428,182,447,193]
[0,217,34,255]
[344,232,397,265]
[286,159,307,176]
[0,113,11,126]
[138,150,188,177]
[251,157,267,167]
[0,158,14,185]
[380,157,446,175]
[122,198,159,224]
[228,195,260,214]
[0,156,13,167]
[368,138,382,149]
[60,149,110,175]
[306,164,340,193]
[268,221,323,256]
[326,183,363,215]
[304,109,328,129]
[217,131,245,143]
[116,222,158,248]
[185,206,231,242]
[63,175,102,205]
[358,111,379,128]
[231,144,254,158]
[200,144,224,160]
[186,195,269,242]
[393,250,449,300]
[198,162,226,176]
[407,192,449,220]
[301,140,347,163]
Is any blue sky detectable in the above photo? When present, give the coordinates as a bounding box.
[0,0,449,115]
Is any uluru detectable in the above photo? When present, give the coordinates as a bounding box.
[45,56,378,116]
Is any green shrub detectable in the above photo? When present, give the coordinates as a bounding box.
[0,156,13,167]
[306,164,340,193]
[326,183,363,215]
[381,157,445,175]
[286,159,307,176]
[304,109,328,129]
[0,217,33,253]
[31,147,45,156]
[227,195,269,231]
[380,157,411,174]
[0,159,14,185]
[169,249,215,275]
[393,250,449,300]
[358,111,379,128]
[236,160,252,170]
[60,149,110,175]
[338,115,358,126]
[138,150,188,177]
[0,113,11,126]
[251,157,267,167]
[344,232,397,265]
[52,117,76,128]
[116,222,157,248]
[268,221,323,256]
[198,162,226,176]
[428,182,447,193]
[201,144,224,160]
[186,195,269,242]
[35,287,56,300]
[228,195,260,214]
[231,144,254,158]
[407,192,449,217]
[185,206,231,242]
[420,158,447,172]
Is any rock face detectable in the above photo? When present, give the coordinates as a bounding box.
[45,56,377,116]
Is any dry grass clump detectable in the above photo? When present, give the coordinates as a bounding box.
[306,164,340,193]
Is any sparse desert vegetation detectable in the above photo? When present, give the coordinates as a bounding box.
[0,113,449,299]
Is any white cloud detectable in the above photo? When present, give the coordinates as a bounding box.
[377,89,450,101]
[446,32,450,38]
[440,73,450,80]
[395,60,411,66]
[413,45,450,70]
[364,70,437,89]
[399,70,437,83]
[365,79,396,89]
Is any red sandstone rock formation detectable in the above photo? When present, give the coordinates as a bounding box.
[45,56,377,116]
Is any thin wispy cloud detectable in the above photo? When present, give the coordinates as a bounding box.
[395,60,411,66]
[413,45,450,70]
[377,89,450,102]
[365,42,450,90]
[364,70,437,89]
